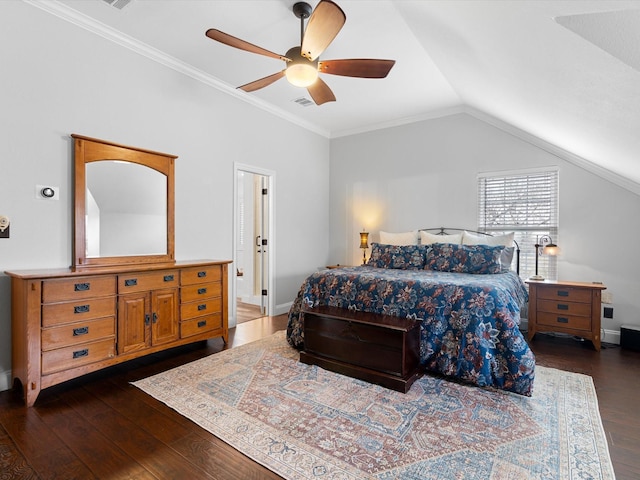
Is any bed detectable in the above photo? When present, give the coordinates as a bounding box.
[286,228,535,396]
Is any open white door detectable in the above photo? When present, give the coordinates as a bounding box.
[233,164,275,326]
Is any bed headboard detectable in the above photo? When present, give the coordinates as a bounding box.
[419,227,521,275]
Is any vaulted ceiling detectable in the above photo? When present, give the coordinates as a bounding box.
[38,0,640,193]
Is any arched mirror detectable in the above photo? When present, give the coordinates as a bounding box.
[72,134,176,269]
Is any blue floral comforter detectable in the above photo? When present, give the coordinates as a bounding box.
[287,266,535,396]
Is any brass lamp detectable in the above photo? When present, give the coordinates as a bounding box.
[359,230,369,265]
[530,235,559,281]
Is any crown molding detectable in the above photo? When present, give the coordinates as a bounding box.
[463,106,640,197]
[23,0,329,138]
[330,105,466,139]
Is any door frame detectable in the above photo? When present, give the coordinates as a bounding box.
[232,163,275,327]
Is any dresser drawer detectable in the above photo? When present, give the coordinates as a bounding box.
[536,286,592,303]
[42,317,116,351]
[42,276,116,303]
[537,312,592,331]
[118,270,179,293]
[181,314,222,338]
[536,299,592,317]
[181,298,222,320]
[42,297,116,328]
[181,282,221,302]
[41,338,115,375]
[181,265,222,286]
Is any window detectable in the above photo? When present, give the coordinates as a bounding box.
[478,168,559,280]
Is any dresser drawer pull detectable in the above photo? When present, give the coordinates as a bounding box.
[197,271,207,278]
[197,320,207,328]
[74,282,90,292]
[73,326,89,336]
[197,288,207,295]
[557,317,569,324]
[124,278,138,287]
[557,290,569,297]
[73,348,89,359]
[145,314,151,326]
[557,304,569,311]
[153,312,158,324]
[164,274,174,282]
[197,304,207,311]
[74,304,90,314]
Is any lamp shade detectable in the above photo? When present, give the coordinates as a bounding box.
[359,231,369,250]
[542,243,559,256]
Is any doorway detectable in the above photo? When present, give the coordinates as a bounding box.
[233,164,274,326]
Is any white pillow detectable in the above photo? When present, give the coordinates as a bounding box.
[462,231,514,247]
[379,230,418,246]
[419,231,462,245]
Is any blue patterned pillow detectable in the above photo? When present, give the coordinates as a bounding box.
[367,243,427,269]
[425,243,504,274]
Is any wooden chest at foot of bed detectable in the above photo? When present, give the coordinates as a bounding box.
[300,306,422,393]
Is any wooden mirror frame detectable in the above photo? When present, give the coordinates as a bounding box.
[72,134,176,270]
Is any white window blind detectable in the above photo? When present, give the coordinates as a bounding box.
[478,169,559,280]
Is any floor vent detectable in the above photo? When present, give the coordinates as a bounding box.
[102,0,133,10]
[293,97,314,107]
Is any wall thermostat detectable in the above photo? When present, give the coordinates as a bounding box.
[36,184,59,200]
[0,215,9,238]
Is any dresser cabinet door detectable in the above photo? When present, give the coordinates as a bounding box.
[151,288,179,346]
[118,293,150,354]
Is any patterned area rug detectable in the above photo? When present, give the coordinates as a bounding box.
[133,331,614,480]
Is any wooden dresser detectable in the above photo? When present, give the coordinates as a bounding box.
[7,260,230,406]
[526,280,606,351]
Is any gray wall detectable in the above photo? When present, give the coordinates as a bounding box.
[329,113,640,340]
[0,1,330,389]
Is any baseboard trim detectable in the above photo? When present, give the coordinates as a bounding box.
[0,369,11,392]
[275,301,293,316]
[603,328,620,345]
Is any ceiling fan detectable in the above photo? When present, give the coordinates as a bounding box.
[205,0,395,105]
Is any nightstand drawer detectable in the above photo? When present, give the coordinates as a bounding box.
[537,312,591,331]
[537,286,592,303]
[537,299,592,317]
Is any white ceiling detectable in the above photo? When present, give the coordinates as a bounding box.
[38,0,640,191]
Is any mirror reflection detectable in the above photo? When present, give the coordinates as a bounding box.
[85,161,167,258]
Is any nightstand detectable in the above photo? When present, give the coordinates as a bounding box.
[526,280,607,351]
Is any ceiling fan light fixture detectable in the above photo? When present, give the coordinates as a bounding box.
[285,46,318,87]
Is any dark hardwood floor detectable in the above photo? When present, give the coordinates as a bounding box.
[1,317,639,479]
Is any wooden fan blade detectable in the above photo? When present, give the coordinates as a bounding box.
[307,77,336,105]
[238,71,286,92]
[206,29,290,61]
[301,1,346,61]
[319,59,396,78]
